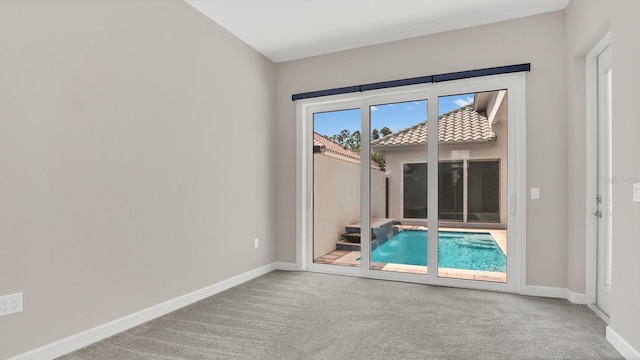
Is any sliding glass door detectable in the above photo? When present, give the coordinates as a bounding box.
[312,108,362,268]
[368,99,429,275]
[299,73,524,292]
[436,91,508,283]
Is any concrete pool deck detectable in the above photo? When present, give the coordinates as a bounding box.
[314,226,507,283]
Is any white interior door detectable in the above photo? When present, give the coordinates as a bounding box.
[596,44,612,316]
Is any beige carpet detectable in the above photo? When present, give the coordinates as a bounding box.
[59,271,622,359]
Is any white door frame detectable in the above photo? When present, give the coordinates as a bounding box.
[585,32,612,312]
[296,73,527,294]
[596,43,613,316]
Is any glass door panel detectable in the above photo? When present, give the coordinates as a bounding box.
[368,99,428,274]
[312,109,361,268]
[436,91,508,283]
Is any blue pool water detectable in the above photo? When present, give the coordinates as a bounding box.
[368,230,506,272]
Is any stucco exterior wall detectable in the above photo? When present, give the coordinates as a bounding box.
[313,154,386,258]
[382,95,508,228]
[384,138,507,228]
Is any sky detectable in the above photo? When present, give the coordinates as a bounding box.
[313,93,474,137]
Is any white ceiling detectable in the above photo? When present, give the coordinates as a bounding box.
[184,0,570,63]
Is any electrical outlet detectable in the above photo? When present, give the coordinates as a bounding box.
[0,293,23,317]
[254,238,259,249]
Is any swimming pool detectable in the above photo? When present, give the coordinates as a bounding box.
[368,230,506,272]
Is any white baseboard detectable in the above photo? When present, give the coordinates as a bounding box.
[565,289,589,304]
[520,285,568,299]
[521,285,589,304]
[10,262,279,360]
[274,261,299,271]
[607,326,640,360]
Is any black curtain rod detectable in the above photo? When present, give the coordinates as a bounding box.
[291,63,530,101]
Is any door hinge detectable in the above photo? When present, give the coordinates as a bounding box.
[596,195,602,203]
[594,210,603,218]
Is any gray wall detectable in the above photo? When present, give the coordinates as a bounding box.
[566,0,640,352]
[276,11,569,288]
[0,1,276,358]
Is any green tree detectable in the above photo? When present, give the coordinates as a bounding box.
[372,127,391,170]
[345,130,361,152]
[330,129,351,147]
[327,128,392,170]
[371,153,386,171]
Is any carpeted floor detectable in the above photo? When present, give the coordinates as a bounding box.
[59,271,622,360]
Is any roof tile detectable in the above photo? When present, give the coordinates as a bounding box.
[313,133,361,160]
[371,105,496,148]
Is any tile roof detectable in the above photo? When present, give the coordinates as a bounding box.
[313,132,361,160]
[371,105,496,149]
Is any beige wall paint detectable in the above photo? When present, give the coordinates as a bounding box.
[276,11,569,288]
[566,0,640,353]
[313,155,386,258]
[6,1,638,357]
[0,1,276,358]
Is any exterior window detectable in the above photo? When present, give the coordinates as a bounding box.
[438,161,464,221]
[403,163,427,218]
[468,160,500,222]
[403,160,499,222]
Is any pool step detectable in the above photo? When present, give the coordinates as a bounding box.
[336,240,361,252]
[453,237,497,249]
